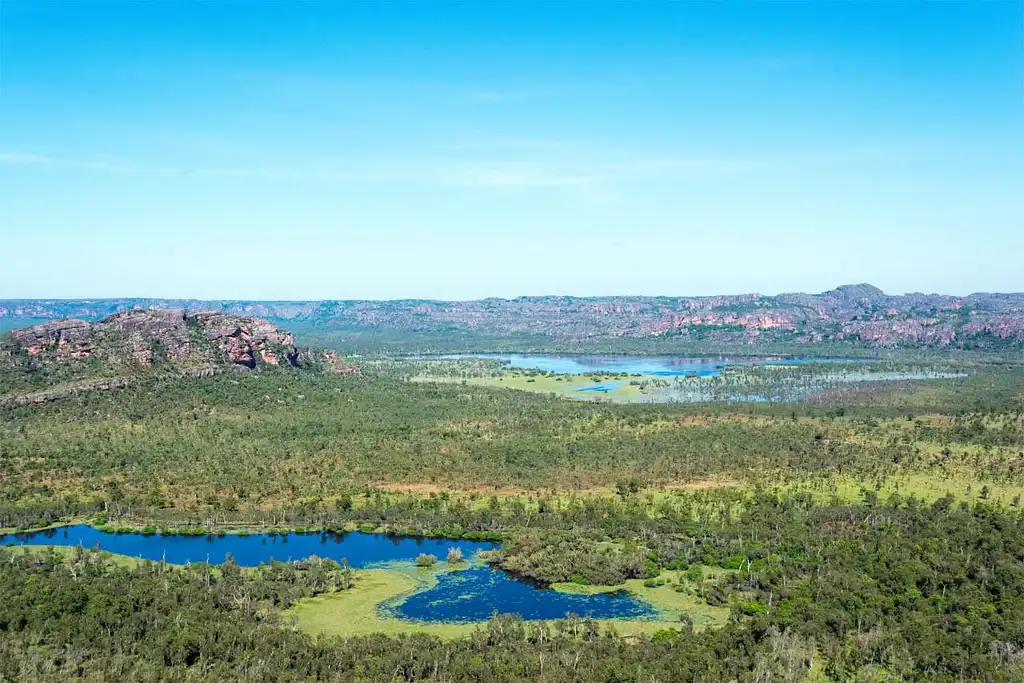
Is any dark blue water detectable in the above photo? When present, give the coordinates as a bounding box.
[0,526,660,622]
[0,525,495,568]
[570,382,627,393]
[437,353,849,377]
[390,566,657,623]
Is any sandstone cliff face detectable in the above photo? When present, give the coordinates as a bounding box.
[7,310,299,372]
[4,285,1024,348]
[191,312,298,369]
[0,311,368,407]
[12,319,94,358]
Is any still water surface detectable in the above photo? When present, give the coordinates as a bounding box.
[438,353,830,377]
[391,566,656,622]
[1,526,657,622]
[1,525,492,567]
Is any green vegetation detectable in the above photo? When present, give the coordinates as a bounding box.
[285,563,728,640]
[7,493,1024,680]
[412,361,974,404]
[413,371,646,402]
[2,362,1022,534]
[493,531,656,585]
[2,344,1024,680]
[2,544,146,569]
[551,569,732,629]
[284,567,481,639]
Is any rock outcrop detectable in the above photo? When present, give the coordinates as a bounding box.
[317,349,362,375]
[4,285,1024,348]
[0,311,366,407]
[190,312,299,369]
[7,310,300,372]
[11,319,95,358]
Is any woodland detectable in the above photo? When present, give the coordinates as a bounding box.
[1,338,1023,681]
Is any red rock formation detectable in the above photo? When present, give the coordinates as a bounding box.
[4,285,1024,347]
[7,311,300,370]
[320,349,361,375]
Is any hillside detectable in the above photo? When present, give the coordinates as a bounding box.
[0,310,354,404]
[3,284,1023,347]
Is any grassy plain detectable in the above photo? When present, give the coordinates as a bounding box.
[412,371,647,402]
[551,569,732,627]
[285,562,729,639]
[283,567,484,638]
[787,471,1024,506]
[410,361,983,406]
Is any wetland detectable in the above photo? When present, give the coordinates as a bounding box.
[1,526,683,628]
[409,353,966,403]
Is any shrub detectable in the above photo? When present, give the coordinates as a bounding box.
[721,555,747,570]
[568,572,590,585]
[651,629,679,643]
[741,600,766,616]
[446,547,464,564]
[416,553,437,567]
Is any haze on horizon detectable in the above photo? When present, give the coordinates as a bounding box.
[1,0,1022,301]
[2,282,1023,306]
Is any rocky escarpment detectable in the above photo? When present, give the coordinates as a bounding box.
[8,310,300,371]
[3,285,1024,347]
[4,309,305,389]
[0,311,365,407]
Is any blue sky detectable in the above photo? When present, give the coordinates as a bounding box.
[1,0,1022,300]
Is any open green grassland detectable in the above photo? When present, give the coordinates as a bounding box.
[284,563,730,640]
[407,357,992,406]
[412,371,647,402]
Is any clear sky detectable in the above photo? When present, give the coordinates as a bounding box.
[1,0,1022,300]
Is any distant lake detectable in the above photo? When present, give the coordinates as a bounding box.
[435,353,850,377]
[1,526,657,623]
[422,354,965,404]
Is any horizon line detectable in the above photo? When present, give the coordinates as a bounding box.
[2,285,1023,304]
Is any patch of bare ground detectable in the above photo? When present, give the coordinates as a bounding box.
[663,478,740,492]
[374,483,536,497]
[672,413,762,427]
